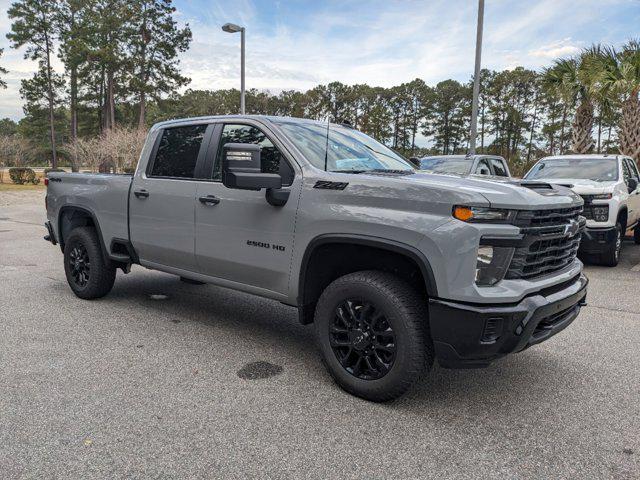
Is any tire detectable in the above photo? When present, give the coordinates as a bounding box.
[314,270,433,402]
[600,222,622,267]
[635,224,640,245]
[63,226,116,299]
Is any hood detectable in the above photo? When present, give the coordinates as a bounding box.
[389,172,583,209]
[528,177,615,195]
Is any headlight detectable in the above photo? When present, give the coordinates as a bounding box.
[476,245,515,286]
[593,206,609,222]
[453,206,513,223]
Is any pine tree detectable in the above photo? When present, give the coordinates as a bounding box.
[7,0,62,167]
[0,49,8,89]
[128,0,191,128]
[57,0,92,145]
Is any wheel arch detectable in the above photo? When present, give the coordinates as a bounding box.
[297,234,438,324]
[617,206,628,231]
[57,205,109,263]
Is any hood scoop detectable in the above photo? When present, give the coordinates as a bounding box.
[516,181,554,190]
[514,181,577,197]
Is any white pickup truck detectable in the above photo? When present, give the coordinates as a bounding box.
[525,154,640,266]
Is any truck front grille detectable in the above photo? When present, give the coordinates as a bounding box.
[505,206,584,280]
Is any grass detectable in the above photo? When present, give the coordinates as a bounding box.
[0,182,46,192]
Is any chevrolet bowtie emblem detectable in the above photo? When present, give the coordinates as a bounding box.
[564,219,580,238]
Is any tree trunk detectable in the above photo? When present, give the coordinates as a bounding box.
[70,66,79,172]
[527,97,539,162]
[571,99,595,154]
[106,69,115,130]
[548,107,557,155]
[42,20,57,168]
[559,104,567,154]
[138,92,146,130]
[618,93,640,164]
[596,110,602,154]
[480,99,485,153]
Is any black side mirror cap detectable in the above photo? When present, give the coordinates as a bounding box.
[222,142,282,190]
[628,178,638,193]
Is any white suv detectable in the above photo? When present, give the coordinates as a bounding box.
[525,154,640,266]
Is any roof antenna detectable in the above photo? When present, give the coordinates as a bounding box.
[323,115,331,172]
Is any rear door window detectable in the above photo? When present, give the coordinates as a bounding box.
[149,125,208,179]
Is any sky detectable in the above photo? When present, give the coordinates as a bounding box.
[0,0,639,121]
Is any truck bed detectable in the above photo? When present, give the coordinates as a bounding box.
[46,172,133,253]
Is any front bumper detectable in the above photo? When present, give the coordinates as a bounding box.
[579,226,617,254]
[429,274,588,368]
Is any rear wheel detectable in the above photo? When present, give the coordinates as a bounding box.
[64,227,116,299]
[314,271,432,402]
[600,222,622,267]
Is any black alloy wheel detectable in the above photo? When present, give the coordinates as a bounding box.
[68,244,91,288]
[329,299,396,380]
[63,226,116,299]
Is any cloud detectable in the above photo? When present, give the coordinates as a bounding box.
[0,0,638,120]
[529,39,582,60]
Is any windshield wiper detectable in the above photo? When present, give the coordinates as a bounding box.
[329,168,412,174]
[369,168,413,174]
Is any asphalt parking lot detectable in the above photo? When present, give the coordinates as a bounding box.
[1,190,639,479]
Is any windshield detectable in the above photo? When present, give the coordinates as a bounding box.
[419,157,473,175]
[274,120,414,172]
[525,158,618,182]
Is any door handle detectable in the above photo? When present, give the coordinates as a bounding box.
[134,189,149,199]
[198,195,220,205]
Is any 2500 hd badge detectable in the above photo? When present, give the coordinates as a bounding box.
[247,240,286,252]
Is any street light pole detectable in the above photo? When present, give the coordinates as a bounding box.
[469,0,484,155]
[222,23,246,114]
[240,27,245,115]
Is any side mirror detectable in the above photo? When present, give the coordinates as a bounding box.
[479,167,490,175]
[222,143,282,191]
[628,178,638,193]
[408,157,420,168]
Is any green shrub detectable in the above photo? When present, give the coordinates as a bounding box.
[9,167,40,185]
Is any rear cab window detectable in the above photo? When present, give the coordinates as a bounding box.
[148,124,208,179]
[491,158,508,177]
[475,159,492,175]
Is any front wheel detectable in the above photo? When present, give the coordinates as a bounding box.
[64,226,116,299]
[600,222,622,267]
[314,271,433,402]
[634,224,640,245]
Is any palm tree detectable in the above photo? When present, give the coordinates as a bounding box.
[593,40,640,164]
[544,53,596,154]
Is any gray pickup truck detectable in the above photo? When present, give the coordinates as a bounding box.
[44,115,588,401]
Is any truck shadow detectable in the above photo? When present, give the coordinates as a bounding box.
[108,270,592,412]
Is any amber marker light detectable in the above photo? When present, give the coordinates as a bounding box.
[453,206,474,222]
